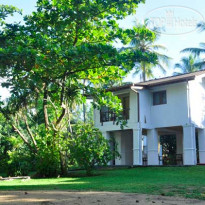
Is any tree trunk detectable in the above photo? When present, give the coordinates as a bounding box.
[60,152,68,176]
[43,85,49,129]
[142,62,146,82]
[83,79,86,123]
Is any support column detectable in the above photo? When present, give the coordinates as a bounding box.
[176,133,183,155]
[133,128,142,165]
[147,129,159,165]
[198,129,205,164]
[176,133,183,165]
[102,131,112,165]
[114,131,122,165]
[183,124,197,165]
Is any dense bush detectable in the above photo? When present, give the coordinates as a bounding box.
[7,151,33,176]
[69,124,119,175]
[36,147,60,178]
[6,137,35,176]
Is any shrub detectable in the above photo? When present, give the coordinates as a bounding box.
[69,124,119,175]
[36,147,60,178]
[7,149,33,176]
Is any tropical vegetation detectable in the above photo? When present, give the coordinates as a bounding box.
[122,20,170,81]
[174,55,202,75]
[0,0,158,177]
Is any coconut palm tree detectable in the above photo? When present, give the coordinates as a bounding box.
[181,22,205,68]
[174,55,202,75]
[126,20,171,82]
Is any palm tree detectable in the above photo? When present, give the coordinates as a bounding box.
[197,21,205,32]
[174,55,202,75]
[125,20,171,81]
[181,22,205,68]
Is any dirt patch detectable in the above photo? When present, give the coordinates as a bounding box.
[0,191,204,205]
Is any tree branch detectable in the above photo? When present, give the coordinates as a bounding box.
[23,114,37,149]
[56,104,66,126]
[12,123,37,153]
[43,84,49,129]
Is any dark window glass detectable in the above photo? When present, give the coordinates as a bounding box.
[153,91,167,105]
[100,95,130,122]
[120,96,130,120]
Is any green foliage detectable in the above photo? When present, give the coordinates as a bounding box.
[36,146,60,178]
[5,136,34,176]
[174,54,202,75]
[0,113,13,173]
[160,135,176,165]
[0,0,158,177]
[69,124,119,175]
[0,4,22,25]
[35,128,63,177]
[7,148,33,177]
[122,20,170,81]
[181,22,205,68]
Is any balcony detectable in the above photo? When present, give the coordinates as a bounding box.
[100,108,130,125]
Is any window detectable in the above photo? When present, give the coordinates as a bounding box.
[100,95,130,123]
[119,95,130,120]
[153,90,167,105]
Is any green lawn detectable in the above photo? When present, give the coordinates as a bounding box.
[1,166,205,200]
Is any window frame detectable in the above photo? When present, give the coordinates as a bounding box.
[153,90,167,106]
[100,94,130,123]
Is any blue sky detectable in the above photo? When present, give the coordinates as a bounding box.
[1,0,205,85]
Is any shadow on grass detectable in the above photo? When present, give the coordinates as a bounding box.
[1,167,205,200]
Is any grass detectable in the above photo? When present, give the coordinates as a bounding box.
[1,166,205,200]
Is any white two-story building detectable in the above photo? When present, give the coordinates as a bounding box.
[94,70,205,166]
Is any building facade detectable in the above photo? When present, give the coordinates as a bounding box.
[94,71,205,166]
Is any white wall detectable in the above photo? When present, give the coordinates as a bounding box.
[95,78,205,132]
[150,82,189,128]
[121,130,133,165]
[95,89,139,132]
[189,75,205,128]
[112,130,133,165]
[139,89,152,128]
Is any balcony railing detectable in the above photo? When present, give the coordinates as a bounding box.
[100,108,130,125]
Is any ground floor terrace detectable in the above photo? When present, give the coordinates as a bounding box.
[102,124,205,166]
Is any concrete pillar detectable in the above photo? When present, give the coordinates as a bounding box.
[102,131,112,165]
[198,129,205,164]
[176,133,183,154]
[114,131,122,165]
[133,128,142,165]
[176,133,183,165]
[102,131,109,141]
[183,124,197,165]
[147,129,159,165]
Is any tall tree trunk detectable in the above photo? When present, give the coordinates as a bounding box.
[142,62,146,82]
[43,85,49,129]
[83,79,86,123]
[60,152,68,176]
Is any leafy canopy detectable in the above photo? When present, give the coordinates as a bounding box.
[0,0,158,176]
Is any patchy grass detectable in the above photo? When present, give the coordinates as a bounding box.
[1,166,205,200]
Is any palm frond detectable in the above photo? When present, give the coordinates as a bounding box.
[181,48,205,56]
[174,54,202,74]
[156,63,166,74]
[197,22,205,32]
[152,45,167,51]
[155,52,171,66]
[173,71,183,76]
[199,42,205,48]
[194,60,205,68]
